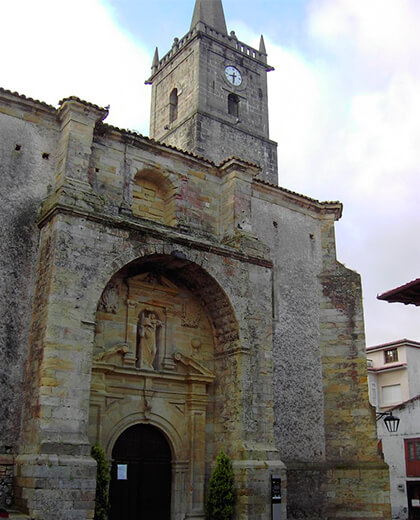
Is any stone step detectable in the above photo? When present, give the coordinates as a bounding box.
[6,512,32,519]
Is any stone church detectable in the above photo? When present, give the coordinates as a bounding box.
[0,0,391,518]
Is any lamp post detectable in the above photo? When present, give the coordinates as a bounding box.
[376,411,400,432]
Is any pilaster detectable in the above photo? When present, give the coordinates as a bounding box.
[55,97,108,188]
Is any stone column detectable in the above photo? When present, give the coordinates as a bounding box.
[162,309,176,370]
[185,382,210,519]
[172,461,188,520]
[126,298,138,357]
[14,217,100,518]
[55,98,108,188]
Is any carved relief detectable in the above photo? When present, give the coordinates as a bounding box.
[94,345,128,365]
[137,310,163,370]
[181,302,201,328]
[98,280,121,314]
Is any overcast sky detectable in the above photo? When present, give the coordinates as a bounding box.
[1,0,419,346]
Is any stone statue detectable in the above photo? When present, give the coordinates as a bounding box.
[137,311,162,370]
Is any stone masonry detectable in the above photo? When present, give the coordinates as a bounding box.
[0,0,391,518]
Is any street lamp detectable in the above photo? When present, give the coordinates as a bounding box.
[376,411,400,433]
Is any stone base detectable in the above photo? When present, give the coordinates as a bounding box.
[286,461,391,520]
[326,462,391,520]
[8,511,32,519]
[0,454,14,509]
[232,459,287,520]
[14,454,96,520]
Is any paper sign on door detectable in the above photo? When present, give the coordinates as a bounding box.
[117,464,127,480]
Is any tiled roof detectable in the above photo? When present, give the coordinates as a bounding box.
[378,278,420,306]
[255,178,342,207]
[58,96,109,114]
[97,122,217,166]
[0,86,56,111]
[367,338,420,351]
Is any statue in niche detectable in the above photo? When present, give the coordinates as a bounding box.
[137,310,163,370]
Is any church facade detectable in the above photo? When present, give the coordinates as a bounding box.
[0,1,391,519]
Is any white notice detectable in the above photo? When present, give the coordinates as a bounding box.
[117,464,127,480]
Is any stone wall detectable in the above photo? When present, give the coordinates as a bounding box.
[251,187,391,519]
[0,89,391,518]
[0,90,57,456]
[0,454,14,509]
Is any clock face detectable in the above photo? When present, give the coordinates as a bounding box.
[224,66,242,86]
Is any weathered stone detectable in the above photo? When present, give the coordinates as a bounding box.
[0,1,390,518]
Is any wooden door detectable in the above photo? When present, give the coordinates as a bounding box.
[110,424,171,520]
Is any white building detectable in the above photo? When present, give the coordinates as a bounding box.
[368,339,420,520]
[367,339,420,410]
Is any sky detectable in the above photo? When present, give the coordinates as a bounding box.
[1,0,419,346]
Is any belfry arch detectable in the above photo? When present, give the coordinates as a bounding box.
[88,254,240,519]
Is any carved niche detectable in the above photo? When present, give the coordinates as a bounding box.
[98,279,121,314]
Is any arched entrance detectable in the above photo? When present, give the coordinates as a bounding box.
[89,254,240,517]
[110,424,172,519]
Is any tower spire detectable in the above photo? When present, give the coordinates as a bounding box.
[190,0,228,35]
[259,35,266,55]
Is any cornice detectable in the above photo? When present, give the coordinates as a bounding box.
[38,197,273,269]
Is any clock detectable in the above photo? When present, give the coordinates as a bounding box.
[224,66,242,86]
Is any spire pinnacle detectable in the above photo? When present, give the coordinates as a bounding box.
[152,47,159,70]
[190,0,228,35]
[259,35,267,55]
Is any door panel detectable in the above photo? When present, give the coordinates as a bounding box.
[110,425,171,520]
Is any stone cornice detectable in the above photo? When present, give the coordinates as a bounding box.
[38,191,273,269]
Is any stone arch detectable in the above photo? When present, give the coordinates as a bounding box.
[109,422,173,519]
[95,252,240,355]
[89,251,244,517]
[105,412,181,461]
[169,88,178,123]
[132,168,177,226]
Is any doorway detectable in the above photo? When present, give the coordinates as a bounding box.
[408,481,420,520]
[109,424,172,520]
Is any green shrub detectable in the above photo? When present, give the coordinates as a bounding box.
[91,443,110,520]
[205,450,235,520]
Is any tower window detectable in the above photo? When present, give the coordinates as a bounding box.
[228,93,239,117]
[169,88,178,123]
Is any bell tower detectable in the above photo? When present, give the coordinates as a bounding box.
[146,0,278,184]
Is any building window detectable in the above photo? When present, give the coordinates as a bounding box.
[405,439,420,476]
[381,384,402,406]
[169,88,178,123]
[228,93,239,117]
[384,348,398,363]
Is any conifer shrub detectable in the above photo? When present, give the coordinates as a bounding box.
[91,443,110,520]
[205,450,235,520]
